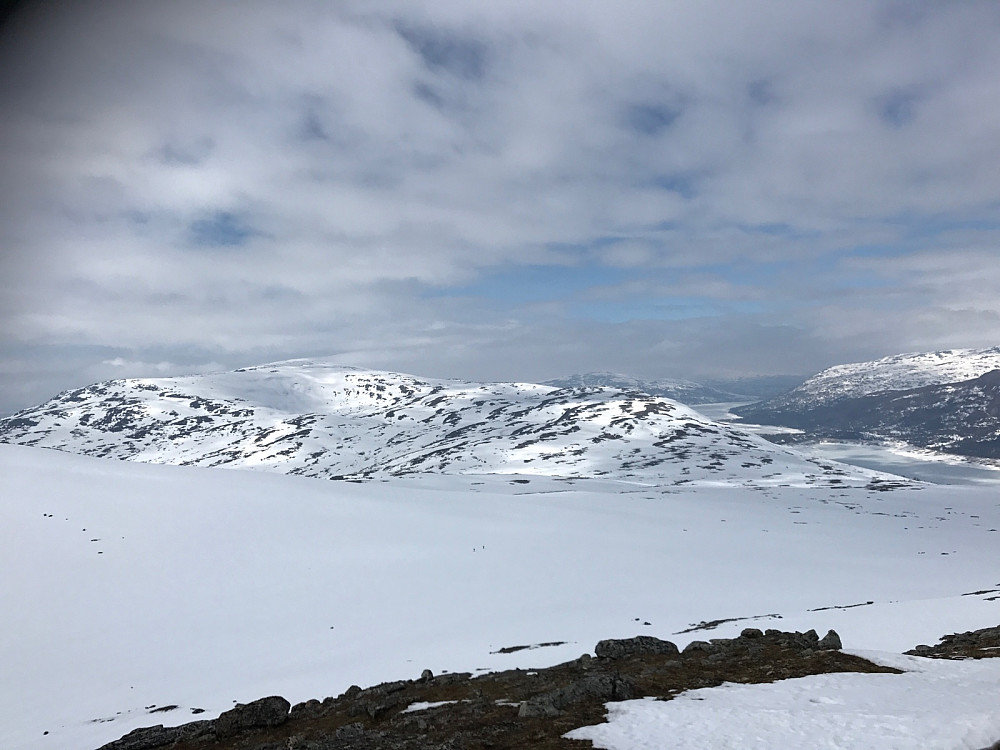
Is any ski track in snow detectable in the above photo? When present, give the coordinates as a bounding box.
[2,444,1000,750]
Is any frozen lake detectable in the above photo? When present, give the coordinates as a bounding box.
[696,402,1000,486]
[802,441,1000,486]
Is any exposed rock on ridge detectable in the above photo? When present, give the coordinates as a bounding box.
[0,359,885,486]
[97,627,894,750]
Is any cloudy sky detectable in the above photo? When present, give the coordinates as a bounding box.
[2,0,999,413]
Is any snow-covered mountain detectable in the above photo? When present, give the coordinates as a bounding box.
[750,347,1000,411]
[0,359,884,487]
[543,372,745,403]
[733,347,1000,459]
[739,369,1000,458]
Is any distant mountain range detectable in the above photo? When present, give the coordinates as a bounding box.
[734,347,1000,458]
[543,373,806,403]
[0,359,883,487]
[541,372,745,404]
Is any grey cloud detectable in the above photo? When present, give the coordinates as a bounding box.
[2,0,1000,411]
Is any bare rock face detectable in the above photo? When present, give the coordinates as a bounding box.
[818,629,843,650]
[96,720,213,750]
[906,624,1000,659]
[595,635,680,659]
[518,673,634,718]
[214,695,290,739]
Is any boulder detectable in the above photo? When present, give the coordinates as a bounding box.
[519,673,633,718]
[682,640,715,654]
[595,635,680,659]
[97,724,179,750]
[818,629,843,650]
[214,695,290,739]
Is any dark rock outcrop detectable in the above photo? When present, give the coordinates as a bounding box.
[214,695,290,738]
[96,720,213,750]
[595,635,680,659]
[96,627,899,750]
[518,672,634,718]
[906,624,1000,659]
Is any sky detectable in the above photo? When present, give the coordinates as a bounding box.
[1,0,999,414]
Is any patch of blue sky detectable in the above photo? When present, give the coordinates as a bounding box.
[651,173,696,199]
[427,264,631,304]
[394,22,487,80]
[188,211,257,248]
[897,215,1000,238]
[877,89,921,128]
[734,221,803,237]
[765,251,896,293]
[568,297,763,324]
[841,243,913,259]
[624,102,681,136]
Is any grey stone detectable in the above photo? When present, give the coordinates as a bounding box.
[289,698,324,720]
[97,719,215,749]
[517,697,561,719]
[818,629,843,650]
[682,640,716,654]
[215,695,290,739]
[595,635,679,659]
[96,724,181,750]
[519,673,633,718]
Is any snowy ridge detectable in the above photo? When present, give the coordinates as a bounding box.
[0,359,886,487]
[772,347,1000,408]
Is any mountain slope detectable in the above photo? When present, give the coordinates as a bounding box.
[747,347,1000,411]
[733,347,1000,459]
[737,370,1000,458]
[0,359,884,486]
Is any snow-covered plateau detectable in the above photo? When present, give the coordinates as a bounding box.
[2,443,1000,749]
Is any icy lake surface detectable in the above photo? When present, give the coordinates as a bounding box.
[696,402,1000,486]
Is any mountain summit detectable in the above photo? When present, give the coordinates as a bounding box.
[0,359,881,486]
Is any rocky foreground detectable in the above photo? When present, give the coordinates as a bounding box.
[93,626,928,750]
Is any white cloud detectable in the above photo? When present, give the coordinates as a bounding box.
[2,0,1000,411]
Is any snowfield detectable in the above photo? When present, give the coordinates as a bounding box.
[2,444,1000,749]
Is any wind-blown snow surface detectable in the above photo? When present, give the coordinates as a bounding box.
[767,346,1000,408]
[0,360,878,487]
[3,445,1000,750]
